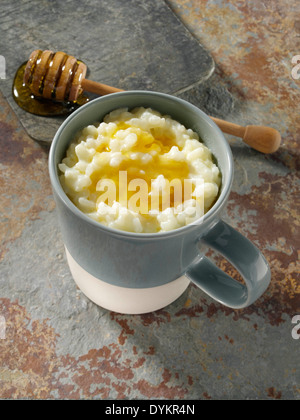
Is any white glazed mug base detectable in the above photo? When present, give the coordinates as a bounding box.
[65,248,191,314]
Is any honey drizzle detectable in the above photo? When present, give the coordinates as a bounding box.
[87,122,191,213]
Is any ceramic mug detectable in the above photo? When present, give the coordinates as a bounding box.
[49,91,271,314]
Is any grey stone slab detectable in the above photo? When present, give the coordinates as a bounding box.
[177,73,235,119]
[0,0,214,144]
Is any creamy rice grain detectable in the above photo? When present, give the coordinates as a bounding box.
[59,107,221,233]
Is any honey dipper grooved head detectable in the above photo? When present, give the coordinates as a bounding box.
[23,49,87,102]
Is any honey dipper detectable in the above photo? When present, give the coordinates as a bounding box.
[24,49,281,154]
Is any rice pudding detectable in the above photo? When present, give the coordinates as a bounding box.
[58,107,221,233]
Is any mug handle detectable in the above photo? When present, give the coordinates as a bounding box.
[186,220,271,309]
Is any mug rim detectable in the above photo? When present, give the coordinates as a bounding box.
[49,90,234,239]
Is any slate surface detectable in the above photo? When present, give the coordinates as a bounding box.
[0,0,215,143]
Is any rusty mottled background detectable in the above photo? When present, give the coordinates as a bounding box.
[0,0,299,399]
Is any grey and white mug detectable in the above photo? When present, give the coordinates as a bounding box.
[49,91,271,314]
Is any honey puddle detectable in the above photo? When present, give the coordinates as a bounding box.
[86,122,191,213]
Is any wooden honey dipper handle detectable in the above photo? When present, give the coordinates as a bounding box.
[81,78,123,96]
[210,117,281,154]
[24,49,281,154]
[82,79,281,154]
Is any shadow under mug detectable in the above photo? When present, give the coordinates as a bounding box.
[49,91,271,314]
